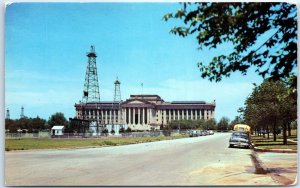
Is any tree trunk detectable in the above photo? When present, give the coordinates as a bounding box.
[273,122,276,142]
[283,123,287,145]
[288,123,291,137]
[267,125,270,139]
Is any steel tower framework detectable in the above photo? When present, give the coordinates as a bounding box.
[6,108,10,119]
[82,45,100,103]
[20,106,24,118]
[113,77,122,103]
[112,77,123,125]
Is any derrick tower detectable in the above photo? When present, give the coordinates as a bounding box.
[6,108,10,119]
[112,77,123,125]
[113,77,122,103]
[82,45,100,103]
[20,106,24,118]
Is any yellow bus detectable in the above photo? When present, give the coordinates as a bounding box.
[233,124,251,133]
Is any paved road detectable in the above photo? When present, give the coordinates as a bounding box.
[5,133,294,186]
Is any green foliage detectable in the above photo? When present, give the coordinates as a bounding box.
[204,118,217,130]
[229,116,244,130]
[164,2,297,83]
[217,117,230,130]
[111,129,115,134]
[5,117,47,133]
[5,135,188,151]
[167,119,216,130]
[48,112,68,126]
[242,79,297,143]
[119,127,125,133]
[102,129,108,134]
[126,127,132,132]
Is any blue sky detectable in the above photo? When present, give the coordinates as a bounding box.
[5,2,265,121]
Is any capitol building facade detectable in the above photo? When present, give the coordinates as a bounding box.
[75,94,216,131]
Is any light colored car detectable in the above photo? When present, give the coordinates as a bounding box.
[189,130,198,137]
[208,130,214,135]
[229,131,251,148]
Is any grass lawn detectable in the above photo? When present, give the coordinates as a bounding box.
[5,135,188,151]
[251,130,297,150]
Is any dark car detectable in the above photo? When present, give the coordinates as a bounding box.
[229,131,251,148]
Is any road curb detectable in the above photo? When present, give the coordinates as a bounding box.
[253,146,297,153]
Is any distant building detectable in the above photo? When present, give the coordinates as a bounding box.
[51,125,64,136]
[75,94,216,131]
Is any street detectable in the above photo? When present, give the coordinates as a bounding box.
[5,133,297,186]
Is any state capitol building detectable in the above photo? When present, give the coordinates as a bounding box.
[75,94,216,131]
[74,46,216,132]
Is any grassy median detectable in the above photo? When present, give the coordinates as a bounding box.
[251,130,297,150]
[5,135,188,151]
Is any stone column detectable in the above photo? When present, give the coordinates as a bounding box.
[199,110,202,119]
[148,109,151,124]
[173,110,176,120]
[133,108,136,125]
[177,109,180,120]
[195,109,198,120]
[186,109,188,120]
[138,108,140,125]
[123,108,126,124]
[211,109,215,119]
[191,109,194,120]
[204,109,207,120]
[182,109,184,120]
[141,108,144,125]
[163,110,167,125]
[105,110,108,124]
[128,108,131,125]
[208,110,212,120]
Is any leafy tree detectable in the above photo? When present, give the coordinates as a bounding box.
[204,118,217,130]
[243,79,296,144]
[119,127,125,133]
[48,112,68,126]
[164,2,297,84]
[217,117,230,130]
[126,127,132,132]
[31,116,47,132]
[229,116,244,130]
[5,116,47,133]
[5,119,18,133]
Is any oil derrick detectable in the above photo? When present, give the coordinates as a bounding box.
[20,106,25,119]
[112,77,122,126]
[82,45,100,103]
[6,108,10,119]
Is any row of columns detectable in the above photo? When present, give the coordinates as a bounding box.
[78,109,122,125]
[77,108,214,126]
[161,109,212,124]
[123,107,152,125]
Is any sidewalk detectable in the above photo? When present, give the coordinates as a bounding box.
[255,152,297,186]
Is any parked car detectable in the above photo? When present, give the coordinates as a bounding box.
[189,130,198,137]
[229,131,251,148]
[201,130,208,136]
[208,130,214,135]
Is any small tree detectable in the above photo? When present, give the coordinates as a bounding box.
[217,117,230,130]
[48,112,68,126]
[229,116,244,130]
[111,129,115,135]
[119,127,125,133]
[204,118,217,130]
[126,127,132,132]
